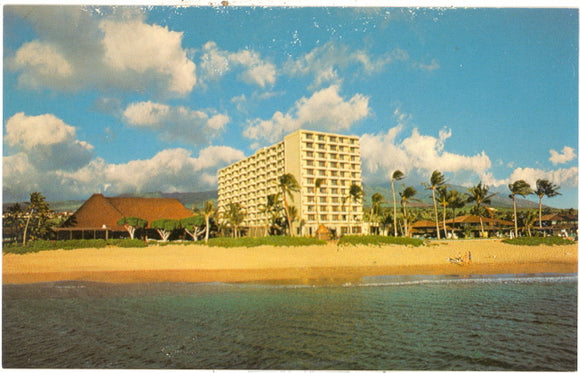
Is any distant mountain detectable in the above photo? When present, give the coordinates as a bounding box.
[362,183,544,210]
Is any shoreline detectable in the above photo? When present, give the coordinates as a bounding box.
[3,239,577,285]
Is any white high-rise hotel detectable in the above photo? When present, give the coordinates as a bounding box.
[218,129,363,236]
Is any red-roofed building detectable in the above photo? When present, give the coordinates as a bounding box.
[447,215,514,238]
[534,212,578,236]
[55,194,193,240]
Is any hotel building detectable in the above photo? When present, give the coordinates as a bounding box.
[217,129,363,237]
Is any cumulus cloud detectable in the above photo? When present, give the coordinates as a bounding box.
[5,112,94,171]
[4,146,245,202]
[285,41,423,88]
[243,85,369,144]
[122,101,230,145]
[508,167,578,188]
[6,6,196,96]
[549,146,577,165]
[360,121,492,185]
[199,41,276,87]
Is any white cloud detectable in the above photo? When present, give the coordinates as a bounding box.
[508,167,578,188]
[5,112,94,171]
[7,6,196,96]
[243,85,369,144]
[199,41,276,87]
[99,17,195,95]
[122,101,230,145]
[549,146,577,165]
[285,41,413,88]
[360,121,492,185]
[3,146,245,202]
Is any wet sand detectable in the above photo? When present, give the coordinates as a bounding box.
[3,239,577,284]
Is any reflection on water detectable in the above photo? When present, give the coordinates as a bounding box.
[3,274,577,370]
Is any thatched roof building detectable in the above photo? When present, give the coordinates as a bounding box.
[56,193,192,239]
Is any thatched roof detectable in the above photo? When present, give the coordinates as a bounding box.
[63,194,193,231]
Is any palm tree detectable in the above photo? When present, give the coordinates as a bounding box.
[370,192,384,234]
[259,193,281,236]
[225,202,246,238]
[343,183,364,235]
[436,186,450,239]
[508,180,533,237]
[423,170,447,239]
[314,178,325,227]
[202,200,216,243]
[522,210,538,237]
[390,170,405,237]
[447,190,467,238]
[467,182,497,237]
[399,186,418,237]
[535,179,561,235]
[278,173,300,236]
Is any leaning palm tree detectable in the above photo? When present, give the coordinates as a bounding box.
[370,192,384,234]
[202,200,216,243]
[467,182,497,237]
[535,179,561,235]
[343,183,364,234]
[447,189,467,238]
[390,170,405,237]
[278,173,300,236]
[399,186,418,237]
[314,178,325,227]
[436,186,450,239]
[423,170,447,239]
[508,180,533,238]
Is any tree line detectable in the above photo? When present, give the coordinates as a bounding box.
[367,170,563,238]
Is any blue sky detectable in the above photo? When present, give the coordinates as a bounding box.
[3,6,578,208]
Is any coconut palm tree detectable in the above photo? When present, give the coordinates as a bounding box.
[202,200,216,243]
[278,173,300,236]
[391,170,405,237]
[535,179,561,235]
[447,189,467,238]
[508,180,533,237]
[259,193,281,236]
[370,192,384,234]
[467,182,497,237]
[225,202,246,238]
[343,183,364,235]
[314,178,325,227]
[522,210,538,237]
[423,170,447,239]
[399,186,418,237]
[436,186,450,239]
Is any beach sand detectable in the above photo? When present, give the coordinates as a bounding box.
[3,239,577,284]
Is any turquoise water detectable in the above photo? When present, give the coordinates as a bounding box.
[3,274,577,370]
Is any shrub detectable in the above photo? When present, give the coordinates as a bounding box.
[3,239,107,254]
[204,236,327,248]
[338,235,424,247]
[502,236,574,246]
[107,239,148,248]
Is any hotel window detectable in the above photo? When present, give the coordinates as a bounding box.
[308,214,315,221]
[305,142,313,148]
[329,136,336,142]
[320,215,327,221]
[350,138,355,144]
[307,187,314,193]
[306,160,314,166]
[318,170,326,176]
[306,178,314,184]
[306,151,314,157]
[332,197,339,203]
[332,188,339,194]
[320,196,327,203]
[320,206,327,212]
[307,196,315,203]
[319,161,326,167]
[318,134,325,141]
[318,143,326,150]
[306,169,314,175]
[317,152,325,158]
[330,145,337,151]
[305,133,313,139]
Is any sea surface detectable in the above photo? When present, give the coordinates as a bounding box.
[3,273,577,370]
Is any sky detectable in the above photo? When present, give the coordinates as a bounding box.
[3,5,578,208]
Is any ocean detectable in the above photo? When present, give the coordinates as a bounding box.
[2,273,577,370]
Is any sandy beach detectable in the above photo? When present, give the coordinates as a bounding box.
[3,239,577,284]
